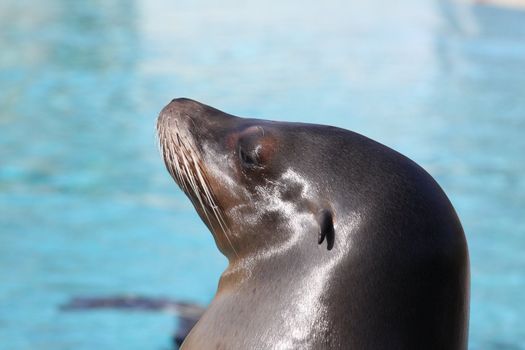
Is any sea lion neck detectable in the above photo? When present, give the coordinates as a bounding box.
[216,227,324,294]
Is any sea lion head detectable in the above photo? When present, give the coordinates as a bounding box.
[157,98,342,262]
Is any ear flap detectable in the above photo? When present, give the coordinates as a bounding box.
[317,209,335,250]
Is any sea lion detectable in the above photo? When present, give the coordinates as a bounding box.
[156,98,470,350]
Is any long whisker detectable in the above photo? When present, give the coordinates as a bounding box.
[192,154,238,258]
[158,121,239,258]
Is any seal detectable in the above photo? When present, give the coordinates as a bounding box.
[156,98,470,350]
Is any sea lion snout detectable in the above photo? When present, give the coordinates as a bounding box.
[158,97,237,133]
[157,98,196,128]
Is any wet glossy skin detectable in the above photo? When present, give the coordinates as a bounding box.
[157,98,470,350]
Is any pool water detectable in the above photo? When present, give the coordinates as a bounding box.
[1,0,524,349]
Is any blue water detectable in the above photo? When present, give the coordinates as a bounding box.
[1,0,524,349]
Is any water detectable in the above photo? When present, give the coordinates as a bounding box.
[0,0,524,349]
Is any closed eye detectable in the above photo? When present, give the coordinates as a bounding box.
[239,146,260,168]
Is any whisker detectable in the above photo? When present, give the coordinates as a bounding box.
[158,122,239,258]
[168,133,189,193]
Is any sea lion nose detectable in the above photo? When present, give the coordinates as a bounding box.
[157,99,205,136]
[157,97,195,125]
[158,98,237,131]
